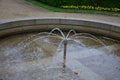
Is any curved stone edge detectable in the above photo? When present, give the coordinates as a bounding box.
[0,17,120,40]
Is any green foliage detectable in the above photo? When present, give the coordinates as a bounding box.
[36,0,63,7]
[36,0,120,8]
[26,0,120,16]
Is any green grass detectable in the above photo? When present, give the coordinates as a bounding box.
[26,0,120,16]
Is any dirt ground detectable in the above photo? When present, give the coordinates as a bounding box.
[0,0,120,24]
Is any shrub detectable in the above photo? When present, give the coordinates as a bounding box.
[36,0,120,8]
[35,0,120,12]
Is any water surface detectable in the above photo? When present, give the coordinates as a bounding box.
[0,33,120,80]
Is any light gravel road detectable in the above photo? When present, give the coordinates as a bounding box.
[0,0,120,24]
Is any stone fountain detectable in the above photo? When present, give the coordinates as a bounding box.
[0,18,120,80]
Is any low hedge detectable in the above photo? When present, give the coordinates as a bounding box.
[36,0,120,8]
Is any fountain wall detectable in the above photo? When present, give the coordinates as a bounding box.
[0,17,120,40]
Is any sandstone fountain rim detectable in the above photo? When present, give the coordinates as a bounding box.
[0,17,120,40]
[0,17,120,26]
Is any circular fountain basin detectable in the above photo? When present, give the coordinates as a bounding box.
[0,18,120,80]
[0,17,120,40]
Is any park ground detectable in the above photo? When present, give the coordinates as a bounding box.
[0,0,120,24]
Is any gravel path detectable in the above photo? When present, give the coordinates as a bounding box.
[0,0,120,24]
